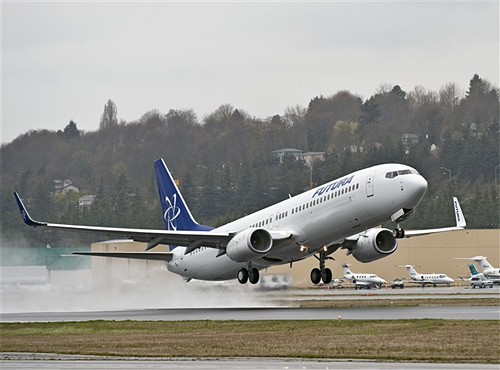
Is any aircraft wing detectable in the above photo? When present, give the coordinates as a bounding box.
[14,192,233,250]
[402,197,466,238]
[71,251,174,261]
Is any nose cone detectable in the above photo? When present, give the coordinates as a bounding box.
[406,175,428,208]
[413,175,428,197]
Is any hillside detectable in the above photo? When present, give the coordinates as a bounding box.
[1,74,498,247]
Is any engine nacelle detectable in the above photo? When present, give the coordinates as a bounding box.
[351,228,398,263]
[226,228,273,262]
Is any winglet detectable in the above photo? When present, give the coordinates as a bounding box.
[13,192,47,227]
[453,197,466,228]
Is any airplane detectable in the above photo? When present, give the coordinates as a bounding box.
[466,263,483,279]
[403,265,454,287]
[467,256,500,284]
[14,159,466,286]
[341,263,386,289]
[457,263,484,281]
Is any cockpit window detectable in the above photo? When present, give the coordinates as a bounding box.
[385,169,419,179]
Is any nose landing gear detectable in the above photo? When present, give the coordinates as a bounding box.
[393,223,405,238]
[310,250,334,284]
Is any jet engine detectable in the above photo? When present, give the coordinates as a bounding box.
[351,228,398,263]
[226,228,273,262]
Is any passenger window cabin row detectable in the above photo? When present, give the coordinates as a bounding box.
[250,182,360,229]
[291,182,360,215]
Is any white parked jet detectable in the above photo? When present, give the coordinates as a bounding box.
[342,263,386,289]
[404,265,454,287]
[15,159,466,285]
[468,256,500,284]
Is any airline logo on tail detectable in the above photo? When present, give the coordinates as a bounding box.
[453,197,466,228]
[163,194,181,231]
[468,264,480,276]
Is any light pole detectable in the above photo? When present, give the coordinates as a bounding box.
[440,166,451,182]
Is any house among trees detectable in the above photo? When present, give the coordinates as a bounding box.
[273,148,325,167]
[300,152,325,167]
[401,133,421,150]
[54,179,79,194]
[78,195,96,208]
[272,148,303,163]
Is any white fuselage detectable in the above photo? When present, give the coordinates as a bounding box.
[483,270,500,284]
[343,271,386,288]
[409,273,454,286]
[167,163,427,281]
[473,257,500,283]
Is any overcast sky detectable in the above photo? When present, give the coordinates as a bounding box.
[2,1,498,144]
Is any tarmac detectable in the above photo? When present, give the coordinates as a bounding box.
[1,353,499,370]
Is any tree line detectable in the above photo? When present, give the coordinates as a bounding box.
[1,74,498,247]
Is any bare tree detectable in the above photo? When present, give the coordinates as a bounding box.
[99,99,118,129]
[439,82,462,109]
[283,104,306,127]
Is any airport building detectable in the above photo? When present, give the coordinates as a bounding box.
[87,229,499,288]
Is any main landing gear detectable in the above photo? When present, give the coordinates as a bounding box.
[310,250,334,284]
[237,266,260,284]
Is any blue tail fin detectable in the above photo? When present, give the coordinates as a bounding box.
[154,159,212,233]
[467,264,480,276]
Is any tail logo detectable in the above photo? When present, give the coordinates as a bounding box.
[163,194,181,230]
[454,199,461,223]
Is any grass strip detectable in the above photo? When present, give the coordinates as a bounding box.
[296,297,499,308]
[1,319,499,363]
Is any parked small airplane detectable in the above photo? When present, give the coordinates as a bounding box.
[457,264,482,282]
[15,159,466,285]
[342,263,386,289]
[466,264,483,278]
[457,263,483,279]
[467,256,500,284]
[455,257,500,284]
[403,265,454,287]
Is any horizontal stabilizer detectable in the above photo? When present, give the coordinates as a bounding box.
[72,251,173,262]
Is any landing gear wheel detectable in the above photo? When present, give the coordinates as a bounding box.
[237,268,248,284]
[311,268,321,284]
[393,228,405,238]
[248,268,260,284]
[321,268,332,284]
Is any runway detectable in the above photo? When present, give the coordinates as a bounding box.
[2,305,499,322]
[2,284,499,322]
[1,353,499,370]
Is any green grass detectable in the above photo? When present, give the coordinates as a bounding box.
[2,320,499,363]
[296,297,499,308]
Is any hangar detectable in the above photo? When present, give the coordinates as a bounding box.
[89,229,499,288]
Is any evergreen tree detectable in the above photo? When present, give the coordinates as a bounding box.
[62,120,80,140]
